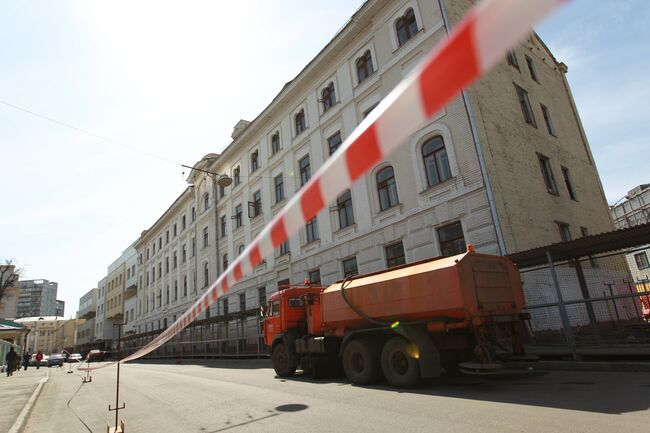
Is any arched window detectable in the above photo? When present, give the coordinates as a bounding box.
[233,166,241,186]
[238,244,245,255]
[337,190,354,229]
[321,82,336,112]
[203,262,209,287]
[222,254,228,271]
[356,50,374,84]
[422,136,452,187]
[250,150,259,172]
[271,132,281,154]
[295,109,306,135]
[376,166,399,211]
[396,8,418,46]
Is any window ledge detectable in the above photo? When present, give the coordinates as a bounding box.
[301,239,321,254]
[275,253,291,265]
[293,127,310,140]
[392,28,425,55]
[334,223,357,240]
[377,203,403,223]
[320,101,341,119]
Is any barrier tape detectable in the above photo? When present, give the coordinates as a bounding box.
[114,0,567,364]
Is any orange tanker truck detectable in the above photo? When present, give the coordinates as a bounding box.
[263,248,529,388]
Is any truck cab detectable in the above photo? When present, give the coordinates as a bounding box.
[263,284,324,348]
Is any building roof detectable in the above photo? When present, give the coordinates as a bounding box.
[14,316,67,323]
[506,222,650,268]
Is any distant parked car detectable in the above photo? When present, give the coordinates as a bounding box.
[87,349,108,362]
[30,354,49,366]
[66,353,83,363]
[48,354,65,367]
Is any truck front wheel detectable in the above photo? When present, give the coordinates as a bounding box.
[342,339,381,385]
[272,343,296,377]
[381,337,420,388]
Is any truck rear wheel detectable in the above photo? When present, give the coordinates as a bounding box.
[381,337,420,388]
[342,339,381,385]
[272,343,296,377]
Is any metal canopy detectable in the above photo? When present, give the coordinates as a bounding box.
[507,222,650,268]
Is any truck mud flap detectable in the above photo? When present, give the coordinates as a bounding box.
[394,325,441,379]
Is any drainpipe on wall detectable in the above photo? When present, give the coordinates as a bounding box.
[438,0,507,255]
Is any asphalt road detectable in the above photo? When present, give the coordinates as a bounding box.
[24,360,650,433]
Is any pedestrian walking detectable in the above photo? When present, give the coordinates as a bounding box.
[5,346,19,377]
[22,352,31,371]
[35,351,44,369]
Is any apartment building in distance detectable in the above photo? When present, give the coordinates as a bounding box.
[611,184,650,281]
[55,300,65,317]
[75,288,97,353]
[15,316,77,354]
[16,279,58,318]
[128,0,615,348]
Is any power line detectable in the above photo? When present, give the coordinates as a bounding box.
[0,99,180,166]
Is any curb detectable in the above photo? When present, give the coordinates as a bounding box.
[506,361,650,373]
[8,369,49,433]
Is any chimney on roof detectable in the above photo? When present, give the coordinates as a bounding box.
[232,119,251,140]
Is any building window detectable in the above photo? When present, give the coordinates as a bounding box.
[191,206,196,222]
[525,55,539,82]
[305,217,319,243]
[173,223,177,237]
[258,287,267,307]
[295,109,306,135]
[238,244,245,256]
[561,166,578,201]
[299,155,311,187]
[342,257,358,278]
[337,190,354,229]
[146,248,150,260]
[328,131,342,156]
[356,50,374,84]
[506,50,519,69]
[220,215,226,238]
[274,174,284,203]
[556,222,572,242]
[271,132,281,155]
[234,204,243,228]
[251,190,262,218]
[540,104,557,136]
[422,136,452,187]
[233,166,241,186]
[321,82,336,112]
[363,103,379,118]
[251,150,259,172]
[182,244,187,263]
[204,263,209,287]
[152,242,156,255]
[222,297,229,315]
[181,215,186,231]
[377,166,399,211]
[538,155,558,195]
[308,269,321,285]
[385,242,406,268]
[222,254,229,271]
[173,251,177,268]
[635,252,650,270]
[239,293,246,312]
[202,226,208,247]
[203,193,210,211]
[437,222,466,257]
[396,8,418,46]
[192,237,196,256]
[165,286,169,304]
[279,240,290,256]
[514,84,537,127]
[159,237,162,249]
[183,275,188,297]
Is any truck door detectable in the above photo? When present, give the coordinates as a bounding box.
[263,299,282,346]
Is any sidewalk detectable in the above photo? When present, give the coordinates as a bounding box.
[0,366,48,433]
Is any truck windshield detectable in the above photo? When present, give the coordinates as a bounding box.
[288,298,304,307]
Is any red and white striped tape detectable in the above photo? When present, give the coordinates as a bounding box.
[120,0,567,363]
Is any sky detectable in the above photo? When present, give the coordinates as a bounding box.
[1,1,648,317]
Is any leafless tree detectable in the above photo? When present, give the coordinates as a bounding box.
[0,258,22,302]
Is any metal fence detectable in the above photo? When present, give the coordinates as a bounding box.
[518,248,650,357]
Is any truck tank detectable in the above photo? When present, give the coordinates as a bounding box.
[320,252,524,336]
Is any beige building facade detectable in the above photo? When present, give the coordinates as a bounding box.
[16,316,77,354]
[129,0,614,345]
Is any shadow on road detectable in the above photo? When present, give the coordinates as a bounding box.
[282,369,650,415]
[202,403,308,433]
[128,358,271,370]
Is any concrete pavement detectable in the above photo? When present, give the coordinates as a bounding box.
[0,365,48,433]
[23,360,650,433]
